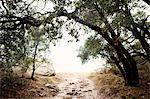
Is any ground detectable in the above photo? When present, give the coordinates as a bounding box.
[89,69,150,99]
[1,73,98,99]
[53,73,98,99]
[1,67,150,99]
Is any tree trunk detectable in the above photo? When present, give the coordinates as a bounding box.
[31,35,39,80]
[31,41,38,80]
[113,42,139,86]
[96,5,140,85]
[110,55,127,84]
[61,11,140,86]
[131,26,150,60]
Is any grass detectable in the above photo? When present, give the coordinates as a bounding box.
[89,66,150,99]
[0,73,62,98]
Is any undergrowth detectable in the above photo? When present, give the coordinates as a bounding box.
[89,62,150,99]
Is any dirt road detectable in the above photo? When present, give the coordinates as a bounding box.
[52,73,98,99]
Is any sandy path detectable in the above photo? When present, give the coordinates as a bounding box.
[52,73,98,99]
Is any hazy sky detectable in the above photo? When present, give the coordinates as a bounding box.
[49,32,106,73]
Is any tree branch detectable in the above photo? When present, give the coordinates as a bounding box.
[143,0,150,5]
[1,0,9,14]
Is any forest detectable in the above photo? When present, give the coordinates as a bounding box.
[0,0,150,98]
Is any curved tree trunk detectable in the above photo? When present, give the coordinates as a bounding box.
[114,42,139,86]
[60,11,140,86]
[93,4,140,86]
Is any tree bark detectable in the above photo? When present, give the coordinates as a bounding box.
[31,31,40,80]
[110,55,127,83]
[114,42,139,86]
[31,41,39,80]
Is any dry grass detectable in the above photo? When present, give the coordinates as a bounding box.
[89,66,150,99]
[0,74,62,98]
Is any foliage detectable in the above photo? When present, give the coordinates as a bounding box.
[0,0,63,75]
[78,35,115,63]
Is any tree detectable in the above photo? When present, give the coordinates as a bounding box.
[78,35,143,84]
[49,0,149,86]
[0,0,63,78]
[118,0,150,60]
[0,0,29,72]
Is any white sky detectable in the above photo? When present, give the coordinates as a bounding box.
[49,32,106,73]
